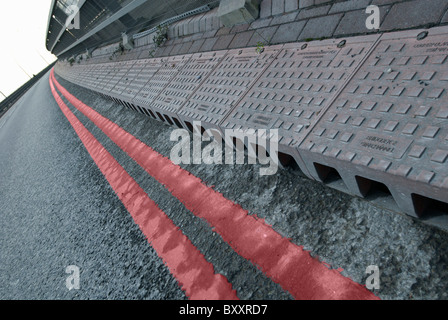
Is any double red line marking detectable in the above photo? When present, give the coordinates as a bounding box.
[50,70,378,300]
[49,72,238,300]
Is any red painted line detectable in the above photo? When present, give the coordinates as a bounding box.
[51,70,379,300]
[49,74,238,301]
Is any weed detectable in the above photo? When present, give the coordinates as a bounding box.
[153,24,169,48]
[256,41,265,54]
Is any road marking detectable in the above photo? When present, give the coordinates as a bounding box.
[52,70,379,300]
[49,74,238,300]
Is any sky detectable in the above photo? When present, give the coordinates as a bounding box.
[0,0,57,102]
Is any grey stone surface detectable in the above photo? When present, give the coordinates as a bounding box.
[299,0,314,9]
[329,0,372,14]
[296,4,331,20]
[333,5,390,36]
[260,0,272,18]
[271,20,306,43]
[212,34,236,50]
[200,37,218,51]
[284,0,299,12]
[229,30,255,48]
[272,0,285,16]
[247,25,279,45]
[381,0,448,30]
[250,17,273,29]
[85,0,448,61]
[443,10,448,24]
[188,39,205,53]
[270,10,298,25]
[298,13,342,40]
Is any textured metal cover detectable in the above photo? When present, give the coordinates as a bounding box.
[96,63,123,94]
[150,51,227,118]
[91,63,116,91]
[102,60,137,95]
[299,27,448,223]
[81,64,103,89]
[177,46,282,129]
[119,58,160,101]
[77,65,98,89]
[220,36,379,154]
[132,55,192,108]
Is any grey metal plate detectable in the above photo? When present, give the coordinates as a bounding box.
[132,55,192,108]
[298,27,448,221]
[91,63,116,91]
[119,58,160,101]
[150,51,227,116]
[177,46,282,128]
[220,36,379,151]
[102,61,137,94]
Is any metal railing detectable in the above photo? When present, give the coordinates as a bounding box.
[132,4,211,40]
[47,0,220,59]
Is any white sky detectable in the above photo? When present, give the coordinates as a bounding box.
[0,0,57,102]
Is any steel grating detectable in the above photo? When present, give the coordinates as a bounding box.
[219,36,379,161]
[150,51,228,124]
[298,27,448,227]
[176,46,282,131]
[132,55,192,111]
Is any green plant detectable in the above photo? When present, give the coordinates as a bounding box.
[153,24,169,47]
[256,41,265,54]
[110,43,125,60]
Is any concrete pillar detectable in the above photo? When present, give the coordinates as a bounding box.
[218,0,261,27]
[122,33,134,50]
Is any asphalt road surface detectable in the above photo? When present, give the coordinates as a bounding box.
[1,70,447,300]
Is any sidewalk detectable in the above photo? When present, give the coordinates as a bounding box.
[76,0,448,64]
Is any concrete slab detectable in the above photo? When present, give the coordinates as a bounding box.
[381,0,448,31]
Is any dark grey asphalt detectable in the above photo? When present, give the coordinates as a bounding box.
[1,71,448,300]
[0,72,185,300]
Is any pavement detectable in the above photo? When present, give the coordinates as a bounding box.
[81,0,448,63]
